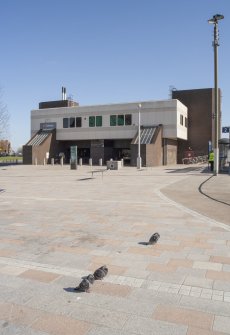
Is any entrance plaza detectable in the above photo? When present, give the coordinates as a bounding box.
[0,164,230,335]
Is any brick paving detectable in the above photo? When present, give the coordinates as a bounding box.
[0,163,230,334]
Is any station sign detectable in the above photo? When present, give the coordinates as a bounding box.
[222,126,230,133]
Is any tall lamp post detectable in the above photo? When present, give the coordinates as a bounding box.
[208,14,224,176]
[137,103,142,169]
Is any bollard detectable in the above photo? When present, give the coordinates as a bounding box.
[51,158,54,166]
[99,158,102,166]
[121,159,124,167]
[60,157,64,166]
[89,158,92,167]
[43,158,46,165]
[34,157,37,166]
[79,158,82,166]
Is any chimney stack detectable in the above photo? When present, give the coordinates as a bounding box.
[62,87,67,100]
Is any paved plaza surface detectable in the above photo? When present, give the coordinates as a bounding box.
[0,163,230,335]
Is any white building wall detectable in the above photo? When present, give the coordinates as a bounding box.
[176,100,188,139]
[31,99,187,141]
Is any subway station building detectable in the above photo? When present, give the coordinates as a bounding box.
[23,88,220,166]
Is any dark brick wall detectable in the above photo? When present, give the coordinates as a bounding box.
[22,146,33,164]
[145,127,163,167]
[172,88,221,162]
[130,126,164,167]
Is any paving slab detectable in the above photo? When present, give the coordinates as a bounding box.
[0,163,230,334]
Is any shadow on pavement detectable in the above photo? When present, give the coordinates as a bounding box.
[63,287,78,293]
[77,177,93,181]
[165,166,209,174]
[138,241,149,246]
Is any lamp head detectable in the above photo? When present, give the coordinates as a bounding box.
[208,14,224,24]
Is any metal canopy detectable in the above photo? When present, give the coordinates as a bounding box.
[133,127,157,145]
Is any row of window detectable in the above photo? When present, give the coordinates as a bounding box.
[110,114,132,126]
[63,117,82,128]
[63,114,187,129]
[63,114,132,128]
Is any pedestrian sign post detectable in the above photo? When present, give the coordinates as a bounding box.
[222,126,230,174]
[222,126,230,149]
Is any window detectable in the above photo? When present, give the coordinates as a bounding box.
[110,114,132,126]
[118,114,124,126]
[89,116,95,127]
[110,115,116,126]
[70,117,75,128]
[125,114,132,125]
[63,118,69,128]
[76,117,82,127]
[180,114,183,126]
[185,117,188,128]
[96,116,102,127]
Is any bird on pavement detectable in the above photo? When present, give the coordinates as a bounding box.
[74,278,91,292]
[99,265,108,276]
[86,274,95,284]
[94,265,108,280]
[148,232,160,245]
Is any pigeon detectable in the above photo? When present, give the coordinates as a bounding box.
[86,274,95,284]
[148,232,160,245]
[99,265,108,276]
[93,265,108,280]
[74,278,90,292]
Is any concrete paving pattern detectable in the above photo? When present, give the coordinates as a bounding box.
[0,163,230,334]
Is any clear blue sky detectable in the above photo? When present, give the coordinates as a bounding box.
[0,0,229,150]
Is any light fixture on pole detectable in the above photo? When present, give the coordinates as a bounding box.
[137,103,142,169]
[208,14,224,176]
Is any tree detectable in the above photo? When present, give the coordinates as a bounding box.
[0,91,10,140]
[16,146,22,154]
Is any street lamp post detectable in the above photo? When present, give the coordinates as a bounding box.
[208,14,224,176]
[137,103,142,169]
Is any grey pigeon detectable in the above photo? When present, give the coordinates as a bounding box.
[74,278,90,292]
[148,232,160,245]
[94,266,107,280]
[86,274,95,284]
[99,265,108,276]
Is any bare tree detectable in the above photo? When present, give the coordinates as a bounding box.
[0,91,10,140]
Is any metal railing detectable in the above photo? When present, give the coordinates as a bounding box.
[182,155,208,165]
[0,158,22,165]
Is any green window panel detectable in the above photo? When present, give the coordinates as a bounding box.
[110,115,116,126]
[89,116,95,127]
[96,116,102,127]
[118,114,124,126]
